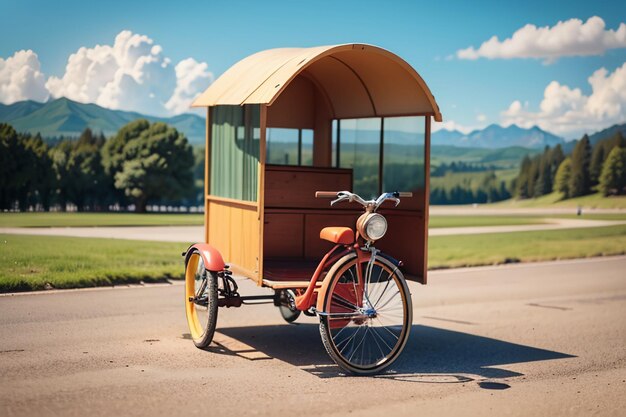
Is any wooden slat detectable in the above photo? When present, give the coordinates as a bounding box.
[264,165,352,209]
[207,200,259,281]
[204,108,211,243]
[422,115,431,285]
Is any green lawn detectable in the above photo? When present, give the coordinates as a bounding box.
[493,192,626,210]
[428,224,626,269]
[0,234,187,292]
[0,212,204,228]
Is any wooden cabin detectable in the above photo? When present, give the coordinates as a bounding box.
[192,44,442,287]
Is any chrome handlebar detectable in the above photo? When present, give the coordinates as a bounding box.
[315,191,413,212]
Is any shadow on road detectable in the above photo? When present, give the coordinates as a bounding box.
[202,324,575,381]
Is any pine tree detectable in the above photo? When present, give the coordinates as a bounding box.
[554,158,572,198]
[568,135,592,197]
[589,144,605,186]
[599,147,626,196]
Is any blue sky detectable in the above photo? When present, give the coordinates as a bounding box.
[1,0,625,139]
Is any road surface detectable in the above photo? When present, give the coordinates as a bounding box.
[2,218,625,242]
[1,256,625,417]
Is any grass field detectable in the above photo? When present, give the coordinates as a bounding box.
[2,224,625,292]
[428,224,626,269]
[0,234,187,292]
[0,212,204,228]
[493,192,626,209]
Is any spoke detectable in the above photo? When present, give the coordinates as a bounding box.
[368,267,385,301]
[370,324,394,352]
[376,289,401,311]
[348,267,359,306]
[330,293,360,311]
[375,318,401,341]
[348,326,370,363]
[337,325,363,355]
[195,277,207,298]
[369,324,387,361]
[330,320,352,340]
[373,271,393,307]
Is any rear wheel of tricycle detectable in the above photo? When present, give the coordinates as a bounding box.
[319,253,412,375]
[184,249,218,348]
[278,289,301,323]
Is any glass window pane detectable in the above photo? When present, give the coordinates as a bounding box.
[266,128,298,165]
[331,120,338,168]
[210,105,260,201]
[382,116,425,193]
[301,129,313,166]
[339,118,381,199]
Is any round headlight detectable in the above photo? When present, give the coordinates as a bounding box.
[363,213,387,241]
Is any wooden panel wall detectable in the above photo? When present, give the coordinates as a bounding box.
[264,165,352,209]
[207,198,259,279]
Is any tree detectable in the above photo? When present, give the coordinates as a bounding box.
[598,147,626,196]
[0,124,45,210]
[23,133,55,210]
[106,120,194,212]
[553,158,572,198]
[515,155,532,198]
[568,135,592,198]
[589,144,605,186]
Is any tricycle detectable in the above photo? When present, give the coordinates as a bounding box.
[182,43,441,375]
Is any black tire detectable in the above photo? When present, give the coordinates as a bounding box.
[278,289,301,323]
[184,250,218,348]
[319,253,412,375]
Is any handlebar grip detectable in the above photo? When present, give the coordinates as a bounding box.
[315,191,338,198]
[397,192,413,198]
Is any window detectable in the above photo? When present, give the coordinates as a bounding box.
[383,117,425,193]
[266,128,313,166]
[333,116,425,198]
[210,105,260,201]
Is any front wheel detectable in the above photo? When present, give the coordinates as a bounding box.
[185,250,218,348]
[319,253,412,375]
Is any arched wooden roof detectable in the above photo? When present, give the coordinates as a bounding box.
[192,44,442,121]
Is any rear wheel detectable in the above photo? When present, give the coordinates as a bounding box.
[319,253,412,375]
[184,250,218,348]
[278,289,301,323]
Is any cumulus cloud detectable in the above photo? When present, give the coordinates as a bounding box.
[501,62,626,137]
[458,16,626,63]
[165,58,213,114]
[0,30,212,116]
[0,50,49,104]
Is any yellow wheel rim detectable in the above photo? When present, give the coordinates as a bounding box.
[185,253,205,341]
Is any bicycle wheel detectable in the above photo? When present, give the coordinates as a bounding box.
[319,253,412,375]
[184,249,218,348]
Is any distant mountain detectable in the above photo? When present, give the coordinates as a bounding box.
[432,124,565,149]
[588,123,626,146]
[0,98,205,144]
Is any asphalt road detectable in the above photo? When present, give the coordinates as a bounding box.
[1,257,625,417]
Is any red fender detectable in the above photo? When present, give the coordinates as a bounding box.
[184,243,226,272]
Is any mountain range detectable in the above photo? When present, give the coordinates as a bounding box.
[0,98,205,144]
[1,98,622,150]
[432,124,565,149]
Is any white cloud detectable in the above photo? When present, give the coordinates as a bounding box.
[0,30,212,116]
[0,50,49,104]
[165,58,213,114]
[501,62,626,137]
[458,16,626,63]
